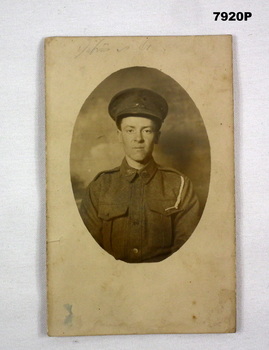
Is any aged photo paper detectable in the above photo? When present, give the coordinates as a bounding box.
[45,36,235,335]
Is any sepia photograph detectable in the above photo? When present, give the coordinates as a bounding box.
[70,67,210,263]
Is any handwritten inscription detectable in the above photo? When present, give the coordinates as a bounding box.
[75,38,152,58]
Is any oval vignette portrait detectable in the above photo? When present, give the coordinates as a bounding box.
[70,66,211,264]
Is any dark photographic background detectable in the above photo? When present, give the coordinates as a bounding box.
[70,67,210,215]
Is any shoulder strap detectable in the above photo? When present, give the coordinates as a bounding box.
[93,166,120,181]
[157,166,183,176]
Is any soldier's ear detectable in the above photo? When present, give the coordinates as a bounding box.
[155,131,161,144]
[117,129,123,143]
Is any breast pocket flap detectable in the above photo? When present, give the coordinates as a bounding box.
[98,203,128,220]
[147,198,183,216]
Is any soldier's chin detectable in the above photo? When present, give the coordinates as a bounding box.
[131,155,149,163]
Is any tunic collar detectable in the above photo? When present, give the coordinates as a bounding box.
[120,157,158,184]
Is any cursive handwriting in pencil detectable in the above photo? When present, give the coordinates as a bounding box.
[75,39,110,58]
[75,38,152,59]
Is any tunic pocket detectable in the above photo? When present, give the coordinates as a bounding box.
[98,203,129,254]
[98,203,128,220]
[147,198,183,247]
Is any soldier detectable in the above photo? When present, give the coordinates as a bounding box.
[80,88,200,263]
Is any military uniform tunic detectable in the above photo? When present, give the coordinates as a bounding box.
[80,158,200,263]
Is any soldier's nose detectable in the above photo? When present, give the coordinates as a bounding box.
[134,132,144,142]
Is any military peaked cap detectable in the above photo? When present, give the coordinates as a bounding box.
[108,88,168,124]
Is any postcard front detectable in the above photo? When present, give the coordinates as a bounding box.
[46,35,235,335]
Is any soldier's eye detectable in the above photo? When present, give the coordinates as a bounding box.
[126,128,134,133]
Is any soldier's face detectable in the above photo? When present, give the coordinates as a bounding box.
[118,116,160,165]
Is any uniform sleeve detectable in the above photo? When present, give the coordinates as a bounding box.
[79,180,103,247]
[171,176,200,252]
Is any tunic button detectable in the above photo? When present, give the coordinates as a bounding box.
[141,171,148,178]
[132,248,139,254]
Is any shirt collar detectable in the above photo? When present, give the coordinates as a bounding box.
[120,157,158,184]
